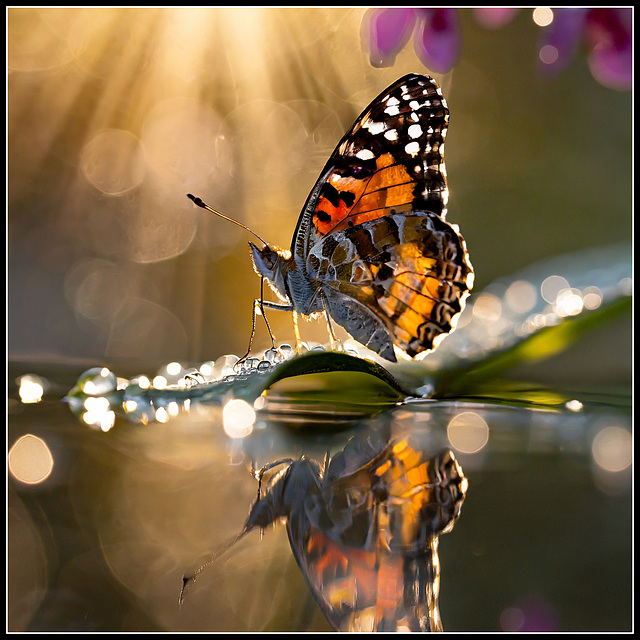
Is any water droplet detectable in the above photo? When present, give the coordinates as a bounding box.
[263,347,284,364]
[122,384,155,425]
[213,354,240,379]
[127,375,152,391]
[77,367,117,395]
[182,369,205,386]
[243,357,260,371]
[199,360,216,379]
[278,343,294,359]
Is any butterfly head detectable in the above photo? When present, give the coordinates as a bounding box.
[248,241,291,302]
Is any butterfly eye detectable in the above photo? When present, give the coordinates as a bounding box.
[261,249,276,270]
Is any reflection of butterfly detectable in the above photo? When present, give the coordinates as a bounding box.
[247,73,474,362]
[184,433,468,631]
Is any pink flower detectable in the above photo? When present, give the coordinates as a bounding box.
[362,8,460,74]
[537,8,632,91]
[585,8,632,91]
[361,7,631,91]
[361,8,415,68]
[413,9,461,74]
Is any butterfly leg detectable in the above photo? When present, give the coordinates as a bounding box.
[235,300,261,366]
[237,277,292,366]
[291,310,303,354]
[236,299,258,366]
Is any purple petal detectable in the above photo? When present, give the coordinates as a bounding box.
[473,8,520,30]
[413,8,461,74]
[585,8,632,91]
[361,8,417,68]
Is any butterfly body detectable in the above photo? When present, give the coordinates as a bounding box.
[244,433,468,631]
[249,73,473,362]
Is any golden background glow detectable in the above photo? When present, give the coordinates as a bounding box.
[8,7,631,373]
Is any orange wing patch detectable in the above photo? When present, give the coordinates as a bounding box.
[313,153,417,236]
[305,528,406,629]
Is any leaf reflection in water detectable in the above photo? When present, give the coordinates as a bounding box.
[181,425,468,632]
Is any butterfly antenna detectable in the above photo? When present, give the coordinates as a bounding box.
[187,193,268,248]
[178,525,252,606]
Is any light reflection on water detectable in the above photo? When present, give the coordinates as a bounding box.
[17,374,47,404]
[446,411,490,454]
[8,434,55,485]
[8,366,632,631]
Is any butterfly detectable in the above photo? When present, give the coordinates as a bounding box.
[189,73,473,362]
[180,430,468,631]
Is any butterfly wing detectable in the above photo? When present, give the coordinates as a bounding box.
[285,438,467,631]
[310,211,473,359]
[289,74,472,361]
[287,522,442,631]
[292,73,450,258]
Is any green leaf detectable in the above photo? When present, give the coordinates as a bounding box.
[432,293,631,397]
[196,350,409,407]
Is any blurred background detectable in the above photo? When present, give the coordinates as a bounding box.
[8,7,632,372]
[7,7,632,633]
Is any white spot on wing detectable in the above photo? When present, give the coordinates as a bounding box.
[356,149,375,161]
[404,141,420,157]
[364,120,386,135]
